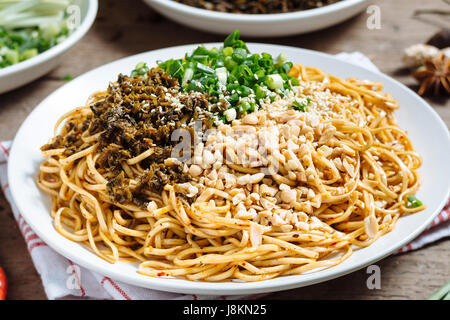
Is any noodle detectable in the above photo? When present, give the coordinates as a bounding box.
[36,64,425,282]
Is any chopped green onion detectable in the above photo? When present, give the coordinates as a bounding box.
[239,99,251,112]
[267,74,284,90]
[232,52,245,64]
[4,48,19,65]
[227,93,239,105]
[20,48,38,60]
[292,97,310,112]
[131,62,149,76]
[223,29,248,52]
[238,85,252,97]
[156,29,298,121]
[182,68,194,86]
[196,62,214,74]
[254,85,267,100]
[274,53,287,67]
[61,74,74,81]
[185,79,204,92]
[289,76,299,86]
[192,54,208,64]
[215,67,228,86]
[169,60,184,77]
[223,47,233,57]
[240,65,253,80]
[224,108,237,122]
[0,0,74,69]
[406,195,423,208]
[224,29,240,48]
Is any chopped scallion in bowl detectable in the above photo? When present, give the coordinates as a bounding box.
[0,0,76,69]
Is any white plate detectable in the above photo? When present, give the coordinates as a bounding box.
[144,0,370,37]
[0,0,98,94]
[8,43,450,295]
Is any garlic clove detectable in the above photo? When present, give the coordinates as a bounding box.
[403,43,439,69]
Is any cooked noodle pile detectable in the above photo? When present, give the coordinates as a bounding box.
[37,64,425,282]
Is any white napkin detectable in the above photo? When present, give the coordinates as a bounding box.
[1,52,448,300]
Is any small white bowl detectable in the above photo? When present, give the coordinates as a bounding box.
[0,0,98,94]
[144,0,370,37]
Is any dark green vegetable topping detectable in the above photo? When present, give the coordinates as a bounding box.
[42,68,209,208]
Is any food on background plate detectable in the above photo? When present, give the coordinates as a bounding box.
[174,0,343,14]
[37,30,425,282]
[0,0,77,69]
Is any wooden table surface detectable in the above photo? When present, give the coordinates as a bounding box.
[0,0,449,300]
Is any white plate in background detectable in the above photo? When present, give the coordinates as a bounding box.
[144,0,370,37]
[0,0,98,94]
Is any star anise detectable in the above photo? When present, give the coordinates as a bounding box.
[412,53,450,96]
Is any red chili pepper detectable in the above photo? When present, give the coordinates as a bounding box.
[0,267,7,300]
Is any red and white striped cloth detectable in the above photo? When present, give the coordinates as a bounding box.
[0,52,449,300]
